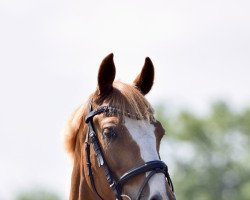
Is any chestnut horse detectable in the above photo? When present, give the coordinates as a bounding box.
[64,54,176,200]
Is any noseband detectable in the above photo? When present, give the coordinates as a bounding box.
[84,102,174,200]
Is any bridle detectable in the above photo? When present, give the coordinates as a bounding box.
[84,102,175,200]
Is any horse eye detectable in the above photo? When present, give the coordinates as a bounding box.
[102,127,117,140]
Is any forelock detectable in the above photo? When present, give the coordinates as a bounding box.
[93,81,155,122]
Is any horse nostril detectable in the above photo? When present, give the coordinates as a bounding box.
[150,193,163,200]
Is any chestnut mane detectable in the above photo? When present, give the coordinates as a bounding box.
[64,81,155,157]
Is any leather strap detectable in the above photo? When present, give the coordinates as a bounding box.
[85,142,104,200]
[85,103,121,200]
[117,160,168,187]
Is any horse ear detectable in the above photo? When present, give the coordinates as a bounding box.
[133,57,154,95]
[97,53,116,96]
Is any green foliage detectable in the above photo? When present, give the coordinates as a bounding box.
[156,101,250,200]
[15,189,61,200]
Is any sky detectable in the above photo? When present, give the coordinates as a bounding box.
[0,0,250,199]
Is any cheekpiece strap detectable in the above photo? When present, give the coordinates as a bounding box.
[85,101,122,200]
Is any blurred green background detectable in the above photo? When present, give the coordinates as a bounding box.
[156,101,250,200]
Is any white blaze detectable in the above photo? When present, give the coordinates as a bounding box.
[124,117,168,199]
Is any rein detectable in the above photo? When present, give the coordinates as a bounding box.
[84,102,174,200]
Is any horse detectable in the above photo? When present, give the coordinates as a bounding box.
[64,54,176,200]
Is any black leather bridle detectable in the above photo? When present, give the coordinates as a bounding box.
[84,102,174,200]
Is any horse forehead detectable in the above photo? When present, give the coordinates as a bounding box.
[124,117,159,161]
[124,117,155,135]
[99,116,119,127]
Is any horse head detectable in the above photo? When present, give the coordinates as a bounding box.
[65,54,175,200]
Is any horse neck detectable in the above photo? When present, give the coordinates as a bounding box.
[69,122,93,200]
